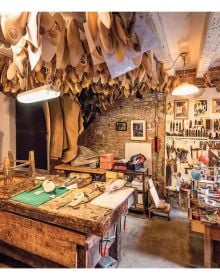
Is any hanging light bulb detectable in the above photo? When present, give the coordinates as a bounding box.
[172,52,199,96]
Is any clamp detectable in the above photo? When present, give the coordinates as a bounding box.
[99,223,117,257]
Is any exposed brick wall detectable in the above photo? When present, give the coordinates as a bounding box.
[79,92,166,190]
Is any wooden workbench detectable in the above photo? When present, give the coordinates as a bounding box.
[0,183,134,268]
[204,223,220,268]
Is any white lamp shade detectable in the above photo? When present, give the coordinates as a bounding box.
[17,85,60,103]
[172,82,199,96]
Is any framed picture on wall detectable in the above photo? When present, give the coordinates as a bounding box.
[212,99,220,113]
[115,122,127,131]
[194,100,208,117]
[131,120,146,141]
[174,100,188,119]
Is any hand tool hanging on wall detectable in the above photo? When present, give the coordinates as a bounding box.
[166,144,172,159]
[178,121,181,132]
[170,121,172,133]
[190,146,201,159]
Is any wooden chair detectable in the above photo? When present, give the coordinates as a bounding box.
[148,178,171,221]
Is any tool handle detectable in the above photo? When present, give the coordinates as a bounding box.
[101,243,108,257]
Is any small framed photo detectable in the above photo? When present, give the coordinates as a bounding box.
[115,122,127,131]
[194,100,208,117]
[131,120,146,141]
[174,100,189,119]
[212,99,220,113]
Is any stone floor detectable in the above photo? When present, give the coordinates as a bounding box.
[0,209,204,268]
[119,209,204,268]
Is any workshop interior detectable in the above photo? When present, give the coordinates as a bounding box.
[1,10,220,271]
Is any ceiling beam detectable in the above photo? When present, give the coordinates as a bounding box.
[196,13,220,78]
[141,12,175,76]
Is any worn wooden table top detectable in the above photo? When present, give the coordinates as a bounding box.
[0,183,134,237]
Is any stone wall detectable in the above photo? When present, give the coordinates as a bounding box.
[79,92,166,189]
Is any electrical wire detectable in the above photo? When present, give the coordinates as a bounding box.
[164,52,188,71]
[164,54,182,71]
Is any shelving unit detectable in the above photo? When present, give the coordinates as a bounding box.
[166,135,209,141]
[120,169,148,217]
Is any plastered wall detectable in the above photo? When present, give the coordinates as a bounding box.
[0,94,16,160]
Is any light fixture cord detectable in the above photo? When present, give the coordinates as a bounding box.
[183,54,186,82]
[164,54,181,71]
[25,60,29,91]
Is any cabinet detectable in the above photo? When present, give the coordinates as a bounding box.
[120,169,148,216]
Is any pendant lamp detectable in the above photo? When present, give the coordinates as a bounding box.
[172,52,199,96]
[17,84,60,103]
[16,64,60,103]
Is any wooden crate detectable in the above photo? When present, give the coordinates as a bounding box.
[0,151,35,199]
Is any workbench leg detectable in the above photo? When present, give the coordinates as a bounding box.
[77,245,88,268]
[204,226,212,268]
[109,219,122,263]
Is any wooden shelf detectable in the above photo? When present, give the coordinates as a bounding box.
[129,204,144,213]
[54,164,106,175]
[166,136,208,140]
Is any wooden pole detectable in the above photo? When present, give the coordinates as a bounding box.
[8,151,14,167]
[29,151,35,183]
[3,157,12,191]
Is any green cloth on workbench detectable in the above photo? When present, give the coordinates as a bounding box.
[10,184,68,206]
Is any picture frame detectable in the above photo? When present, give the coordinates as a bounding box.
[174,100,189,119]
[194,100,208,117]
[115,121,127,131]
[212,99,220,113]
[131,120,146,141]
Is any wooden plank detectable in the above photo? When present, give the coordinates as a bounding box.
[204,225,212,268]
[0,211,77,267]
[54,164,106,175]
